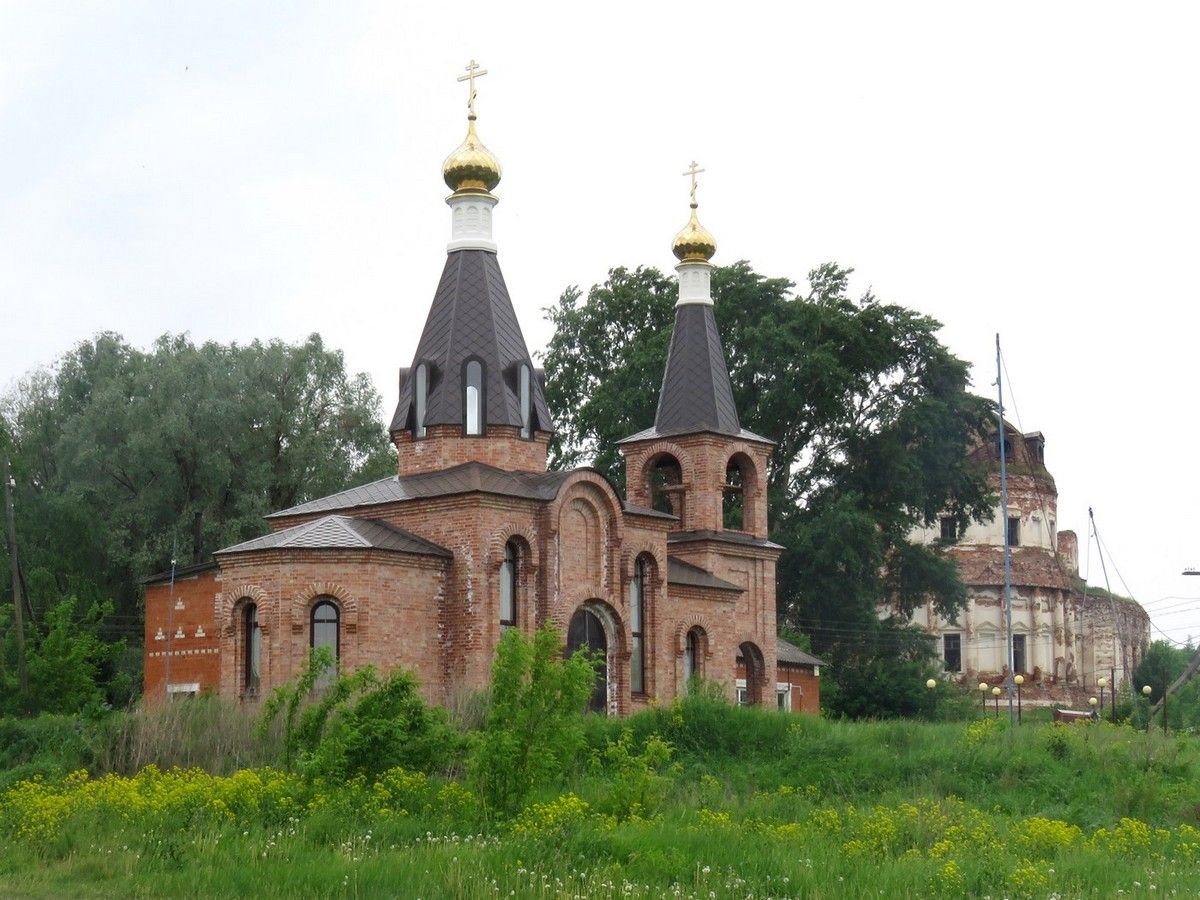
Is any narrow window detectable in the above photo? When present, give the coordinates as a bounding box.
[243,603,260,693]
[464,360,483,435]
[777,684,791,711]
[310,599,340,687]
[940,517,957,542]
[630,557,647,694]
[414,363,428,438]
[1012,634,1026,674]
[723,459,744,530]
[684,629,697,684]
[943,633,962,673]
[500,540,517,630]
[735,681,749,706]
[519,364,532,439]
[1007,516,1021,547]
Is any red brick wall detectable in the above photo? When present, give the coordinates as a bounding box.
[393,425,549,475]
[143,569,221,702]
[734,661,820,713]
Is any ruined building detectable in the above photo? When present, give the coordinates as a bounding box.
[905,424,1149,699]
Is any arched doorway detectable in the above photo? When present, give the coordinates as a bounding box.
[739,641,765,706]
[567,608,608,714]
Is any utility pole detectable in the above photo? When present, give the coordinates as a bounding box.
[3,458,29,697]
[996,335,1015,727]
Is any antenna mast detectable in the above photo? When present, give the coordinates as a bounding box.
[996,335,1015,726]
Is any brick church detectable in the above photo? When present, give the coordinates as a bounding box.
[144,69,822,714]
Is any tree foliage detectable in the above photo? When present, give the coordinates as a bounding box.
[1,332,394,712]
[543,262,995,717]
[469,625,599,815]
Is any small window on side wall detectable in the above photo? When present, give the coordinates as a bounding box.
[243,603,260,694]
[940,517,957,542]
[500,540,518,630]
[630,557,647,694]
[464,360,483,436]
[414,363,428,438]
[310,599,340,688]
[723,459,745,530]
[519,364,533,439]
[1007,516,1021,547]
[943,633,962,672]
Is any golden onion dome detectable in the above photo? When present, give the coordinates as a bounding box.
[672,203,717,263]
[443,114,501,195]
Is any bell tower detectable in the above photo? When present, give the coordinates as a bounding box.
[618,163,780,704]
[389,60,553,476]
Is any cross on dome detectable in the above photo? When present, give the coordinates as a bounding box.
[682,160,706,208]
[457,59,488,117]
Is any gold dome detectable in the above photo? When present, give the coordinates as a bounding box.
[672,204,717,263]
[443,114,501,195]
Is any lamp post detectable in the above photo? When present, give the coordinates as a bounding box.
[1142,684,1152,732]
[978,681,988,714]
[1014,674,1024,724]
[1098,677,1107,723]
[1088,696,1098,721]
[1163,673,1169,736]
[926,678,937,720]
[992,685,1002,717]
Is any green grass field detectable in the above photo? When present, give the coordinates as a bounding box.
[2,705,1199,898]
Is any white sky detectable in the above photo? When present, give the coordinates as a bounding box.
[3,1,1199,652]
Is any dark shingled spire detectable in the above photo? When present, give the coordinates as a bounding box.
[390,249,551,435]
[653,303,741,437]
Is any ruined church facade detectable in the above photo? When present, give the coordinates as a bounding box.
[905,425,1149,699]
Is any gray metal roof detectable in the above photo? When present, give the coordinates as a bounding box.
[667,529,785,551]
[390,250,552,435]
[265,461,672,523]
[266,462,572,519]
[666,556,742,592]
[775,637,826,668]
[617,424,774,446]
[216,515,452,558]
[653,302,740,438]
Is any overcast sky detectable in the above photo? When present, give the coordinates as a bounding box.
[3,1,1198,651]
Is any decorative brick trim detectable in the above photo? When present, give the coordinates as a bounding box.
[487,525,540,574]
[289,582,359,634]
[219,585,269,636]
[675,616,715,657]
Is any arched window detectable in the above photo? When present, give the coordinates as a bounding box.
[500,540,518,630]
[464,360,483,435]
[414,363,428,438]
[630,557,648,695]
[243,603,260,694]
[723,459,745,530]
[310,599,340,687]
[519,364,533,439]
[648,455,683,519]
[684,627,703,685]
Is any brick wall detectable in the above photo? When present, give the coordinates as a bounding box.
[393,424,549,475]
[143,568,221,702]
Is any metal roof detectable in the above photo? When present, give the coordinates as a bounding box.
[390,250,552,435]
[617,424,774,446]
[265,461,675,523]
[653,302,740,437]
[667,529,785,551]
[666,556,742,592]
[216,515,452,558]
[775,637,826,668]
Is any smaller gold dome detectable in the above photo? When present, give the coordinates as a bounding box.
[443,115,501,194]
[672,204,717,263]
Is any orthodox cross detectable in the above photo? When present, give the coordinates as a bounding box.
[682,160,705,205]
[458,59,488,116]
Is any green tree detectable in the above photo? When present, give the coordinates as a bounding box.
[469,625,599,815]
[1,332,395,711]
[543,262,994,717]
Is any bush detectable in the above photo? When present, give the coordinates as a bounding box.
[258,649,458,779]
[468,625,598,815]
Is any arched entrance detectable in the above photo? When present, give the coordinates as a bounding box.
[567,607,609,714]
[739,641,765,706]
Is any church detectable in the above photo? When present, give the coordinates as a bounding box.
[143,66,822,714]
